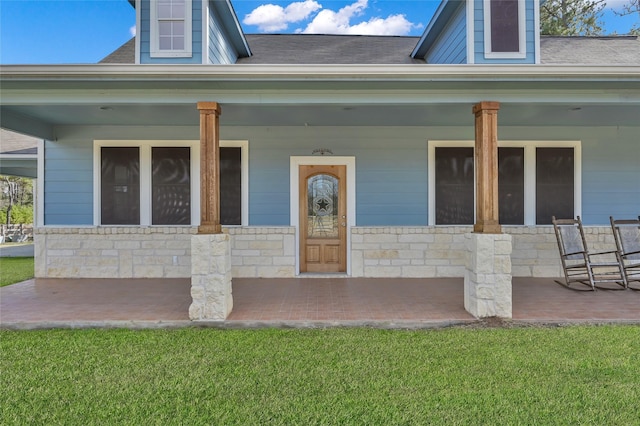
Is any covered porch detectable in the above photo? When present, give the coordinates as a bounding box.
[1,64,638,322]
[2,277,639,328]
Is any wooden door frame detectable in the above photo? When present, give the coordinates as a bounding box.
[290,156,356,276]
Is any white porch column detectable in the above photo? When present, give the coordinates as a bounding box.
[189,234,233,320]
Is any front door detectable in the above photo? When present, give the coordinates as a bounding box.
[299,165,347,273]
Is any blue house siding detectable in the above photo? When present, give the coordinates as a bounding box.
[44,141,93,225]
[225,127,437,227]
[354,147,429,226]
[473,0,536,64]
[42,125,639,228]
[581,128,640,223]
[139,0,203,64]
[425,4,467,64]
[208,2,239,64]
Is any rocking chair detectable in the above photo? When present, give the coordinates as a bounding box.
[610,216,640,290]
[552,216,626,291]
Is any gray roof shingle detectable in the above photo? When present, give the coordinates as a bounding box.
[0,130,39,155]
[540,36,640,65]
[237,34,425,64]
[99,34,640,65]
[100,38,135,64]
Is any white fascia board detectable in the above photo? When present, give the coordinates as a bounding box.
[3,90,638,107]
[0,154,38,160]
[1,64,639,81]
[135,0,141,64]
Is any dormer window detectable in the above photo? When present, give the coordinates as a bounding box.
[150,0,192,57]
[484,0,526,59]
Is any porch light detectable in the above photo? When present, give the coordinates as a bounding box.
[312,148,333,156]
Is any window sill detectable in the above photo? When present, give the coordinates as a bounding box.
[150,51,193,58]
[484,51,527,60]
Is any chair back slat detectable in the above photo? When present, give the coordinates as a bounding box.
[618,225,640,260]
[558,224,586,260]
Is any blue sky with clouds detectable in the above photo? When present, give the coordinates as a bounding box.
[0,0,637,64]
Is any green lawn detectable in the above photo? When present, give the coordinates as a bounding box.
[0,256,34,287]
[2,326,638,424]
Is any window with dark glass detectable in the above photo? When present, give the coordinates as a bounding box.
[434,145,576,225]
[152,147,191,225]
[435,147,475,225]
[220,147,242,226]
[435,147,527,225]
[101,147,140,225]
[490,0,520,52]
[498,147,524,225]
[536,147,574,225]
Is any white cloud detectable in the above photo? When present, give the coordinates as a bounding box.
[129,25,137,37]
[244,0,421,36]
[299,0,367,33]
[343,13,417,35]
[243,0,322,32]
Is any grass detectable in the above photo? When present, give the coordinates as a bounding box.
[0,256,34,287]
[1,326,639,424]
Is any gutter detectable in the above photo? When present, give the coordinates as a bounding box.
[1,64,639,82]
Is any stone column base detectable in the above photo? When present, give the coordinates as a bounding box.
[464,233,512,318]
[189,234,233,320]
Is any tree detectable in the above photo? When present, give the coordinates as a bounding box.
[540,0,606,35]
[614,0,640,34]
[1,176,33,225]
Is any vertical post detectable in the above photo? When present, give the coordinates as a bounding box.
[465,101,512,319]
[191,101,233,320]
[472,101,501,234]
[197,102,222,234]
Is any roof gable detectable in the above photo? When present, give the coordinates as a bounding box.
[411,0,465,59]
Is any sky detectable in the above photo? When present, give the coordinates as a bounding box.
[0,0,638,64]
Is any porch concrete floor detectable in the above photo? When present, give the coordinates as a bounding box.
[1,277,639,328]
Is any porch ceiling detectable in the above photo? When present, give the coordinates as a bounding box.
[2,103,640,131]
[1,64,639,138]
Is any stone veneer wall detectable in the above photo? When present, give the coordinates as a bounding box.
[34,227,196,278]
[35,225,617,279]
[351,227,471,278]
[226,227,296,278]
[352,226,618,278]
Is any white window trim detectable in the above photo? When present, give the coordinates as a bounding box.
[94,140,248,227]
[36,139,45,227]
[483,0,527,59]
[466,0,475,64]
[135,0,141,64]
[202,0,208,64]
[290,156,356,276]
[428,140,581,226]
[94,140,200,226]
[150,0,192,58]
[533,0,541,64]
